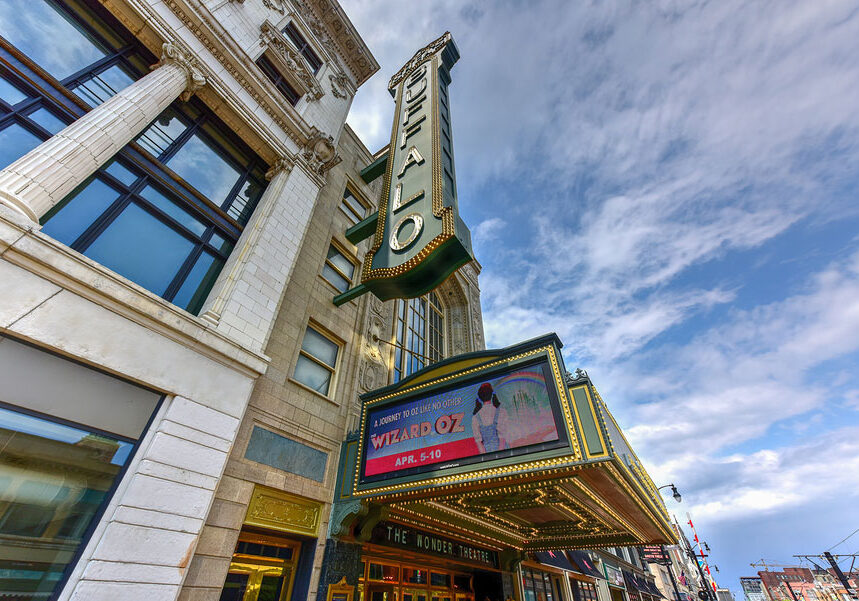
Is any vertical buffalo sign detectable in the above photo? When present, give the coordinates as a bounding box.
[357,32,473,301]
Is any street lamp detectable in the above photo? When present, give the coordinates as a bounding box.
[658,483,683,503]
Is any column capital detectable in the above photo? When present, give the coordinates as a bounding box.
[265,156,294,181]
[155,42,207,101]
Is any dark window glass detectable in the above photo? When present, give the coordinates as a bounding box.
[368,563,399,582]
[256,54,301,106]
[404,568,427,585]
[84,202,196,295]
[219,573,250,601]
[41,178,121,246]
[0,122,42,167]
[431,573,451,588]
[0,0,269,314]
[394,291,444,382]
[0,74,27,105]
[282,22,322,74]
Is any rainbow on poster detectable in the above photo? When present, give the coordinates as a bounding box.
[361,361,564,482]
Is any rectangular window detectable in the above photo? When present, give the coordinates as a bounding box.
[282,22,323,74]
[293,325,339,396]
[256,54,301,106]
[321,244,355,293]
[340,187,367,224]
[0,336,161,599]
[4,0,268,316]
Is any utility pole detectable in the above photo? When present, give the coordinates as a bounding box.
[794,554,859,601]
[661,546,683,601]
[685,514,716,601]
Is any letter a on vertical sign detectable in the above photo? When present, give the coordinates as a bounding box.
[357,32,473,302]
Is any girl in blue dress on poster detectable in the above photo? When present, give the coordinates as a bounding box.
[472,382,508,453]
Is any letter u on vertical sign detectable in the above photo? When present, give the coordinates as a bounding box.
[358,32,473,302]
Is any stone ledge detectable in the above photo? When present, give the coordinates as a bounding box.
[0,207,269,378]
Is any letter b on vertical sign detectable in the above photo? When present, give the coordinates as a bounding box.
[360,32,473,301]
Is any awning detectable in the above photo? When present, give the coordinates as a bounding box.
[645,579,666,598]
[624,570,652,594]
[535,551,576,572]
[568,551,604,579]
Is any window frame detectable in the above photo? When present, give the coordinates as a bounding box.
[0,335,164,601]
[340,184,369,225]
[319,240,357,294]
[281,21,323,75]
[291,322,343,400]
[255,53,301,106]
[0,0,269,315]
[392,291,445,383]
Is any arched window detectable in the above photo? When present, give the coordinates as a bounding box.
[393,291,444,382]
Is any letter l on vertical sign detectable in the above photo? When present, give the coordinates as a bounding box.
[340,32,472,304]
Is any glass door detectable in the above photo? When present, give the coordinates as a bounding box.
[218,532,300,601]
[402,588,429,601]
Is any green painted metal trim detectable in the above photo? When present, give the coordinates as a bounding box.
[345,211,378,244]
[360,153,388,183]
[571,387,605,456]
[332,282,370,306]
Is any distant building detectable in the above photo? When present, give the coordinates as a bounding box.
[742,576,770,601]
[717,588,736,601]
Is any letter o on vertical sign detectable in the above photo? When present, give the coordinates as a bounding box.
[389,213,423,252]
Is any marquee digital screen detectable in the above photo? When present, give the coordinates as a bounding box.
[360,359,569,483]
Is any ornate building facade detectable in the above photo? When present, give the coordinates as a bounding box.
[0,1,672,601]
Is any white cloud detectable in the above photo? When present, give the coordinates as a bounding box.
[343,1,859,579]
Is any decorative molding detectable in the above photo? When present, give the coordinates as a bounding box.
[265,155,295,181]
[292,0,377,87]
[262,0,286,14]
[155,41,207,101]
[260,20,324,101]
[245,485,323,536]
[147,0,309,152]
[388,31,451,90]
[301,126,341,178]
[328,71,352,99]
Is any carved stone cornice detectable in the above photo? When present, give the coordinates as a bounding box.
[155,41,206,101]
[260,20,324,101]
[292,0,378,87]
[118,0,312,159]
[388,31,451,90]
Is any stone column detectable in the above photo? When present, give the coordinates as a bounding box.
[199,157,294,328]
[0,42,206,223]
[198,156,324,352]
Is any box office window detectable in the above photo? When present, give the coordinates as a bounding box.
[1,0,268,315]
[368,563,399,582]
[0,336,161,599]
[523,568,555,601]
[321,244,356,293]
[572,580,599,601]
[293,326,339,396]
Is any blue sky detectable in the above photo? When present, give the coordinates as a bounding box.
[344,0,859,595]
